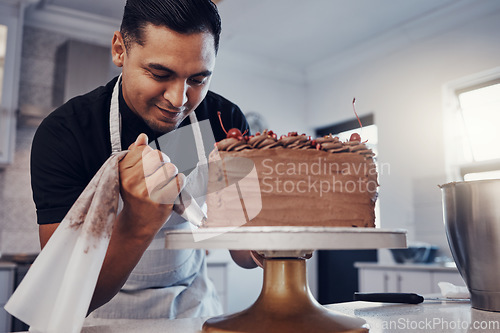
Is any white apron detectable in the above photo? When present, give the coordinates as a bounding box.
[86,76,222,321]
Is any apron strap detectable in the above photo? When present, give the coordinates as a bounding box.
[110,74,122,154]
[189,112,207,164]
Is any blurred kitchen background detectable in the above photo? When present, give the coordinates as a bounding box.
[1,0,500,331]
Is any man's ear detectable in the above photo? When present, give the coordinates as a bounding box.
[111,31,126,68]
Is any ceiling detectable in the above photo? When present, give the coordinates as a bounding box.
[33,0,500,72]
[216,0,457,68]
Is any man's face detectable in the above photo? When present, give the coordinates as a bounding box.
[112,24,216,133]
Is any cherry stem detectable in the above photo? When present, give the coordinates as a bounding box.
[217,111,228,135]
[352,98,363,128]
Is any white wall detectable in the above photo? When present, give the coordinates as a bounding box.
[210,50,309,137]
[305,9,500,258]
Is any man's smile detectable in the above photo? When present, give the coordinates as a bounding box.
[156,105,184,116]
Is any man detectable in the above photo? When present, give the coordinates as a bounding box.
[31,0,258,321]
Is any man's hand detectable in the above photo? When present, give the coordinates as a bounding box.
[117,133,185,240]
[87,133,185,314]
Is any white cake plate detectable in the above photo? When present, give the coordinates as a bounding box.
[165,226,406,252]
[164,227,407,333]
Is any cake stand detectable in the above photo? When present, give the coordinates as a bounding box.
[165,227,406,333]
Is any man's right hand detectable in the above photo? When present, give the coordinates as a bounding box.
[118,133,185,240]
[85,133,185,314]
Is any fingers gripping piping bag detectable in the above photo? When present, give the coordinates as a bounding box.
[5,151,126,333]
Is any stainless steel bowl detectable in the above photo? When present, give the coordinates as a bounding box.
[441,179,500,312]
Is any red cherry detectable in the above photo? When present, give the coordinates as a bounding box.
[350,133,361,142]
[227,128,243,139]
[311,139,317,147]
[217,111,247,141]
[255,132,261,136]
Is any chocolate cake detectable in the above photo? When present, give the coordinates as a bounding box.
[205,130,378,228]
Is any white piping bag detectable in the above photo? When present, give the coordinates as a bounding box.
[4,151,126,333]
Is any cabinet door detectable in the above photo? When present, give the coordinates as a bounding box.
[0,268,14,333]
[0,1,24,165]
[0,307,11,333]
[0,269,14,303]
[207,263,228,312]
[358,269,433,294]
[358,269,388,292]
[396,271,433,294]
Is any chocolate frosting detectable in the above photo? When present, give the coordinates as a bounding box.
[216,132,375,158]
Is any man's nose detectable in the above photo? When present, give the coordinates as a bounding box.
[164,80,188,108]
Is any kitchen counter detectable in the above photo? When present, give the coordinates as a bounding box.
[12,299,496,333]
[325,300,500,332]
[0,261,17,269]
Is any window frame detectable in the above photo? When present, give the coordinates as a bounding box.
[315,113,374,137]
[442,67,500,181]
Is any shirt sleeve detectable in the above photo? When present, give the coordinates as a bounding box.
[198,91,250,142]
[30,113,88,224]
[229,104,250,136]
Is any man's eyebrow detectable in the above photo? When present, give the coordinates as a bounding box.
[148,63,175,73]
[147,63,212,77]
[191,70,213,77]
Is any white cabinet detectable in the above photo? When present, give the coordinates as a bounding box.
[358,269,433,294]
[0,262,16,332]
[58,39,114,104]
[206,256,229,313]
[0,0,29,166]
[206,263,228,312]
[356,262,466,295]
[206,250,263,314]
[206,250,230,313]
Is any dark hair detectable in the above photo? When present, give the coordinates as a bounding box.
[120,0,222,53]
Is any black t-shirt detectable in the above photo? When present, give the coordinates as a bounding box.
[31,76,249,225]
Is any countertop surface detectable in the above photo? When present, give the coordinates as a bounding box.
[20,299,492,333]
[325,299,499,332]
[0,261,16,269]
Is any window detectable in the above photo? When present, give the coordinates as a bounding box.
[443,67,500,181]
